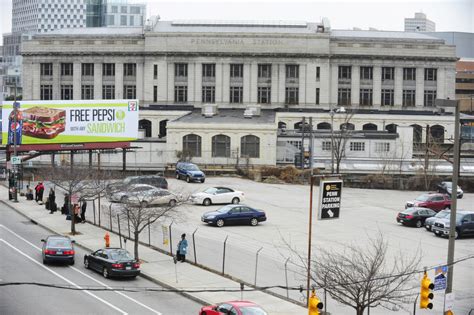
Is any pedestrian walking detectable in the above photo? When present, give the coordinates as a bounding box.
[37,182,45,203]
[62,193,69,215]
[176,233,188,263]
[73,204,81,223]
[49,188,57,213]
[80,199,87,223]
[34,183,40,202]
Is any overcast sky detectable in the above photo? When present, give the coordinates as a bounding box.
[1,0,473,45]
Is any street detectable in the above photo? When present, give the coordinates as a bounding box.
[0,205,202,315]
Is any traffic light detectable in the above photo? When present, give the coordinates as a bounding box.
[420,272,434,309]
[308,289,323,315]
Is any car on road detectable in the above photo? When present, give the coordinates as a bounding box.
[199,300,267,315]
[176,162,206,183]
[84,248,140,278]
[405,193,451,212]
[108,184,179,207]
[42,235,75,265]
[437,181,463,199]
[396,207,437,227]
[191,187,244,206]
[106,175,168,196]
[432,210,474,239]
[201,204,266,227]
[425,210,451,231]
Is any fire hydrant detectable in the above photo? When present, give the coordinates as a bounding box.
[104,232,110,248]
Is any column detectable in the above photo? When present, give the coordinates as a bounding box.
[93,63,102,99]
[250,62,258,104]
[221,62,230,105]
[188,62,195,103]
[278,64,286,104]
[73,62,81,100]
[167,63,174,103]
[351,65,360,106]
[215,62,223,104]
[30,62,41,100]
[136,62,144,103]
[319,61,330,107]
[156,60,167,103]
[394,66,403,106]
[271,63,279,106]
[305,63,316,105]
[436,67,446,99]
[52,63,60,100]
[114,62,123,99]
[299,64,307,106]
[194,62,202,105]
[143,58,154,103]
[373,66,382,107]
[415,66,424,108]
[243,63,251,104]
[330,64,338,106]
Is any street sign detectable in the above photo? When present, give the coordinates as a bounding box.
[445,292,455,311]
[11,156,22,165]
[318,179,343,220]
[434,265,448,291]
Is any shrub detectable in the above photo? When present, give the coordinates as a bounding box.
[279,166,300,183]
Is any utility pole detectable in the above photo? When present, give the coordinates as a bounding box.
[309,117,313,175]
[12,82,19,202]
[300,117,305,170]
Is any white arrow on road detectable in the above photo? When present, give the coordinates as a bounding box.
[327,209,334,217]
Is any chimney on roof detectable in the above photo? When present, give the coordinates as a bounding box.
[202,104,218,118]
[244,104,261,118]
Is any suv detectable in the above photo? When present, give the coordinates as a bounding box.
[432,210,474,239]
[176,162,205,183]
[106,175,168,196]
[437,181,463,199]
[405,193,451,212]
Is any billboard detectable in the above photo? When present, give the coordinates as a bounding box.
[2,100,139,145]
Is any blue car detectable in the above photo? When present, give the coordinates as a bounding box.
[201,204,267,227]
[176,162,205,183]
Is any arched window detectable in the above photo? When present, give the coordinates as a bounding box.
[294,121,311,131]
[278,121,287,129]
[212,134,231,157]
[317,122,331,130]
[363,123,377,131]
[411,124,422,144]
[183,134,202,157]
[159,119,168,138]
[340,122,355,131]
[385,124,397,134]
[241,135,260,158]
[138,119,151,137]
[431,125,445,143]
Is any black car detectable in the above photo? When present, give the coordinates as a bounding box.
[42,235,75,265]
[432,211,474,239]
[106,175,168,196]
[201,204,267,227]
[396,207,437,227]
[84,248,140,278]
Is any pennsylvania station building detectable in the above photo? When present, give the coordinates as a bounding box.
[21,19,461,170]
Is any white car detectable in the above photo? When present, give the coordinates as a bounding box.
[191,187,244,206]
[108,184,179,207]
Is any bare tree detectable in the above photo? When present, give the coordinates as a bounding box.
[332,112,355,174]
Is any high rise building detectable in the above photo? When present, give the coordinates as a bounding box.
[404,12,435,32]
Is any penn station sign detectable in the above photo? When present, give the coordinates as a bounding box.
[190,38,285,46]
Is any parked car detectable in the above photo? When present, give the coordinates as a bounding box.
[201,204,266,227]
[191,187,244,206]
[84,248,140,278]
[108,184,179,207]
[437,181,463,199]
[42,235,75,265]
[405,193,451,212]
[199,300,267,315]
[425,210,451,231]
[396,207,437,227]
[106,175,168,196]
[176,162,205,183]
[432,210,474,239]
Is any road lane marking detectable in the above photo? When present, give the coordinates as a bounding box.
[0,224,162,315]
[0,239,128,315]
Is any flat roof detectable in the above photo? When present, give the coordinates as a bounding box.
[331,30,444,42]
[173,109,275,124]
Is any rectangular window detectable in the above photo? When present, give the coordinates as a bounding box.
[124,85,136,99]
[403,68,416,81]
[81,85,94,100]
[107,15,114,25]
[286,64,299,79]
[130,6,140,14]
[81,63,94,76]
[61,63,73,76]
[121,6,127,13]
[315,88,320,105]
[103,63,115,76]
[375,142,390,153]
[424,68,437,81]
[322,141,331,151]
[175,63,188,77]
[403,89,416,107]
[382,67,394,81]
[111,5,118,13]
[338,66,351,79]
[40,63,53,76]
[229,86,243,103]
[102,85,115,99]
[424,90,437,107]
[316,66,320,81]
[153,65,158,79]
[153,85,157,102]
[338,88,351,105]
[360,88,373,106]
[60,85,73,100]
[258,64,271,78]
[381,89,394,106]
[285,87,299,104]
[129,15,134,26]
[174,85,187,103]
[202,63,216,78]
[350,142,365,151]
[360,66,373,80]
[123,63,136,76]
[120,15,127,26]
[257,87,271,104]
[230,64,243,78]
[202,86,215,103]
[40,85,52,100]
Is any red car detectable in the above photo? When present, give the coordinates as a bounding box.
[199,301,267,315]
[405,193,451,212]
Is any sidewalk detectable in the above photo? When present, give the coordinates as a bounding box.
[0,185,306,315]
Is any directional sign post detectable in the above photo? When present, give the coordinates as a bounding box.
[318,179,343,220]
[11,156,22,165]
[434,265,448,291]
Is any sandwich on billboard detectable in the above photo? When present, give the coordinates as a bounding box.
[2,100,139,145]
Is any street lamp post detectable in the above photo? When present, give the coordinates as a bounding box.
[330,110,335,174]
[12,83,19,202]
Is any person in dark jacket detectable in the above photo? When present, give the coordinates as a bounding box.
[49,189,57,213]
[80,199,87,223]
[62,193,70,215]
